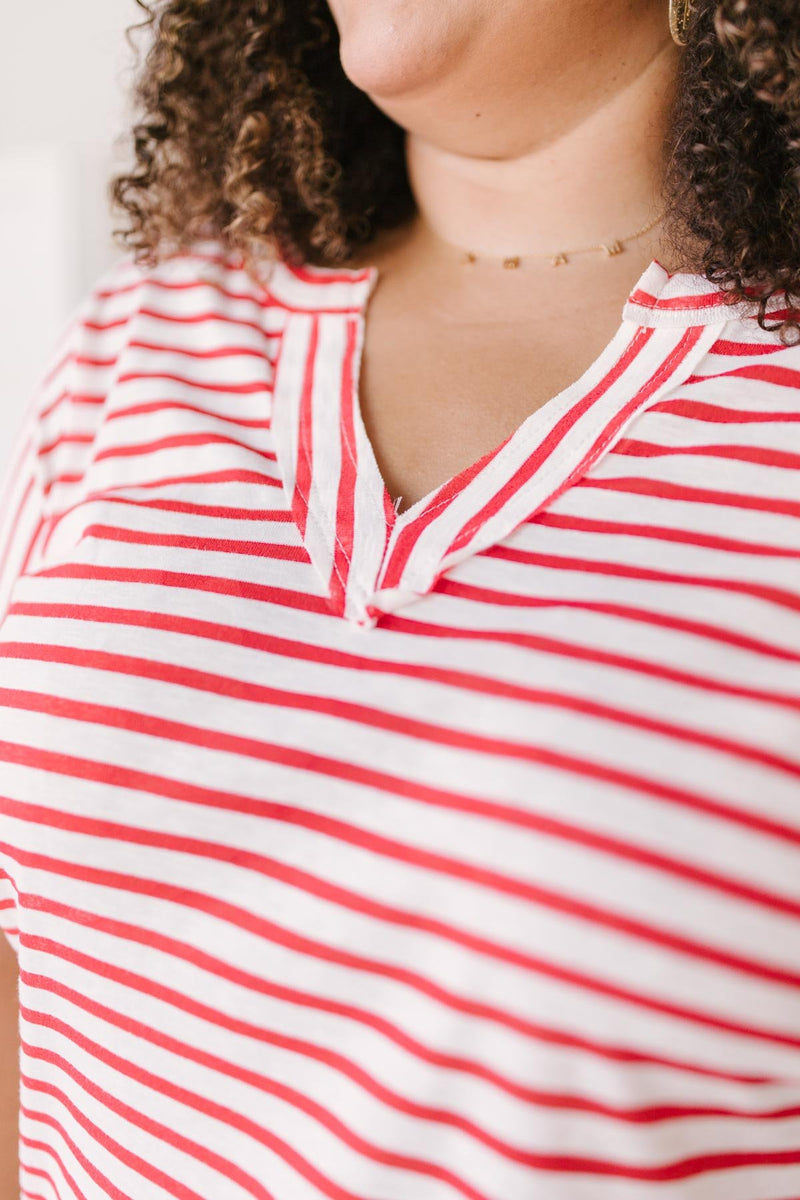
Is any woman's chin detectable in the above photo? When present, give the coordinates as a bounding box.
[336,9,472,102]
[339,53,415,100]
[339,41,437,99]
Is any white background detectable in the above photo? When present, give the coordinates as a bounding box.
[0,1,142,479]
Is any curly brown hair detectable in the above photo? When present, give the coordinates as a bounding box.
[110,0,800,343]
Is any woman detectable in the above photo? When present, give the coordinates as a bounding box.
[1,0,799,1196]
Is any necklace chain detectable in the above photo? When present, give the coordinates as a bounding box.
[462,208,666,269]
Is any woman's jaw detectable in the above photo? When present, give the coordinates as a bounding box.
[325,0,672,156]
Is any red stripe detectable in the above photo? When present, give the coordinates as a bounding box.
[578,474,800,518]
[94,275,272,309]
[533,508,800,559]
[81,314,132,333]
[4,754,800,1042]
[95,273,366,317]
[649,397,800,423]
[39,475,285,555]
[283,260,373,288]
[329,317,359,615]
[695,362,800,388]
[707,338,785,357]
[91,432,276,466]
[41,350,116,387]
[78,523,308,561]
[126,339,271,360]
[380,448,507,591]
[383,484,398,529]
[449,330,710,563]
[628,287,729,312]
[44,468,282,519]
[293,318,320,542]
[37,433,94,458]
[116,370,269,395]
[7,596,799,784]
[19,1136,91,1200]
[612,437,800,470]
[103,399,272,428]
[26,970,800,1186]
[133,307,277,339]
[458,329,661,533]
[47,493,293,524]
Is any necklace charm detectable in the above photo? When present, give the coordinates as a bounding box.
[456,208,663,268]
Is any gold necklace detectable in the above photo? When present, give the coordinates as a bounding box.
[461,208,666,269]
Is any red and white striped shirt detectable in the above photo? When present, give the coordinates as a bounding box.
[1,239,799,1200]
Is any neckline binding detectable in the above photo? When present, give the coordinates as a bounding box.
[263,251,783,330]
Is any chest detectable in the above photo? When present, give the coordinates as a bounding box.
[356,296,624,514]
[3,382,800,1198]
[2,489,800,1093]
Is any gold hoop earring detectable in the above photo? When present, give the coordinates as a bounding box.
[669,0,696,45]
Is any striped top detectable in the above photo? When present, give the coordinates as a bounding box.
[1,238,799,1200]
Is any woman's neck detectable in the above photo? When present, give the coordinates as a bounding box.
[402,37,682,269]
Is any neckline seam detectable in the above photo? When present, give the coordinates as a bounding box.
[383,321,720,598]
[271,254,758,330]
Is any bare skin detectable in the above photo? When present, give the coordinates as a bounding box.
[326,0,692,514]
[0,933,19,1200]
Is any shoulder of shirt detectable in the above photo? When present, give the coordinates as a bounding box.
[33,235,281,394]
[29,231,374,455]
[76,234,372,326]
[81,236,279,320]
[704,305,800,369]
[24,237,289,519]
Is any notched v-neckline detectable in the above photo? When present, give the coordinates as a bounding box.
[267,256,745,629]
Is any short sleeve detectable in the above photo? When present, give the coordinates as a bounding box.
[0,252,148,629]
